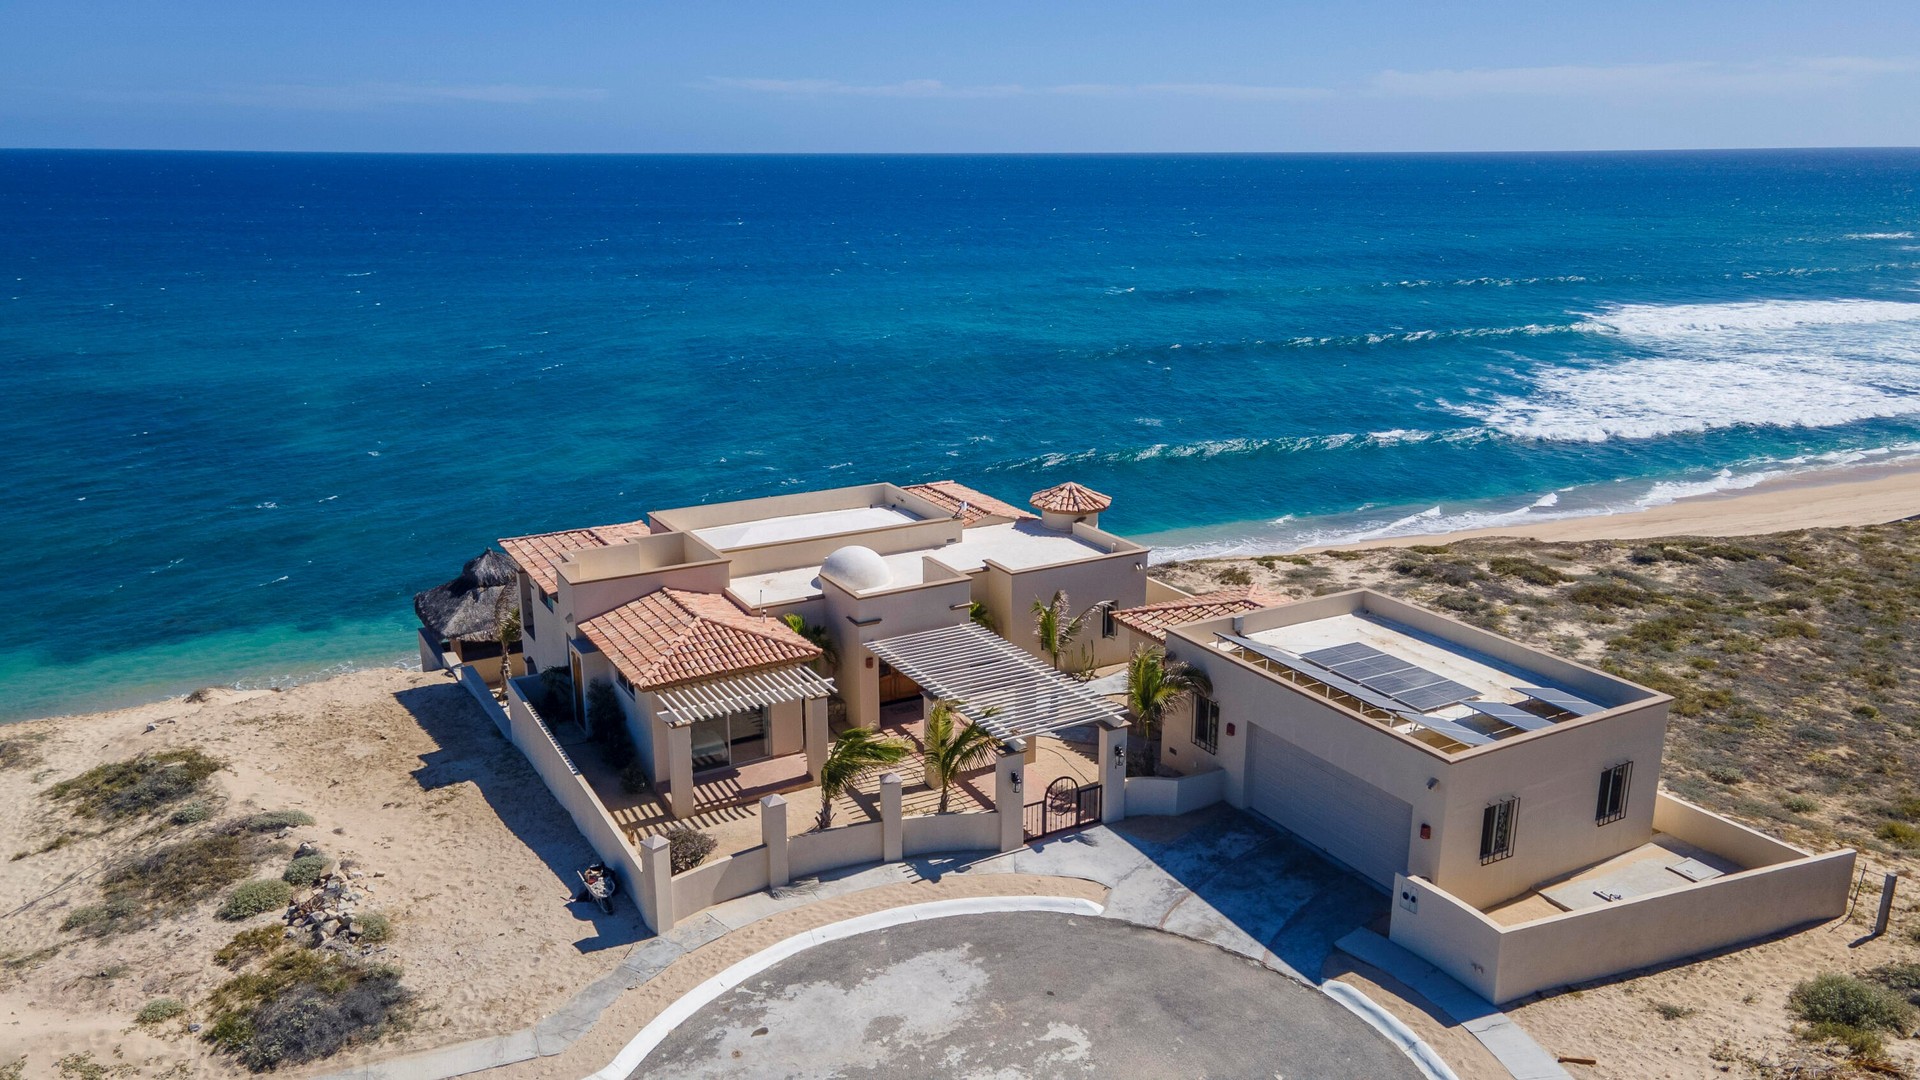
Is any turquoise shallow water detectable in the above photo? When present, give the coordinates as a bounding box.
[4,149,1919,721]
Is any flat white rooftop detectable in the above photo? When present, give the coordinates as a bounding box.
[692,505,920,550]
[726,521,1115,606]
[1239,613,1590,742]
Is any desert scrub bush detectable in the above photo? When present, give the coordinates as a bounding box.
[665,826,718,874]
[170,800,213,825]
[47,748,223,819]
[1213,566,1254,586]
[1868,961,1920,1004]
[238,809,313,832]
[136,998,186,1025]
[1649,1001,1697,1021]
[283,853,331,887]
[1706,765,1746,785]
[1322,548,1365,561]
[1877,821,1920,849]
[1566,580,1652,608]
[219,878,293,921]
[63,831,274,937]
[619,760,649,795]
[354,911,392,943]
[1488,556,1567,586]
[1788,972,1914,1054]
[61,896,142,937]
[216,926,286,968]
[204,943,412,1071]
[1782,794,1819,814]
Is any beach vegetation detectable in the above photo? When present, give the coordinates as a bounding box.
[1322,548,1365,561]
[1213,566,1254,586]
[619,760,649,794]
[813,728,909,830]
[664,826,718,874]
[136,998,186,1025]
[920,699,1001,814]
[283,852,331,886]
[1649,1001,1696,1021]
[1030,590,1089,671]
[47,748,223,820]
[216,926,286,968]
[0,733,45,772]
[239,809,314,832]
[354,911,393,944]
[1487,556,1566,586]
[204,939,411,1071]
[1782,794,1818,814]
[170,799,214,825]
[62,830,276,937]
[219,878,293,921]
[1566,579,1651,608]
[1788,972,1914,1057]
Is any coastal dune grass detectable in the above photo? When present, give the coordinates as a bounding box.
[60,824,283,937]
[205,938,411,1072]
[47,748,223,820]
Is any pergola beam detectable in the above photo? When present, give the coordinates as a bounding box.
[865,623,1126,741]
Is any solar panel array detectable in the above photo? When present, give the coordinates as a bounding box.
[1516,686,1604,717]
[1466,701,1556,732]
[1301,642,1480,713]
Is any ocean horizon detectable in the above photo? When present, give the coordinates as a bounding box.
[6,148,1920,722]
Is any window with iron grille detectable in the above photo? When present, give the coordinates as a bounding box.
[1595,762,1632,825]
[1480,797,1518,863]
[1192,693,1220,755]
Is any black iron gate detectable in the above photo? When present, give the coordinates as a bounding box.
[1023,776,1102,840]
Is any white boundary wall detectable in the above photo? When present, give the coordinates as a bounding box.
[1124,769,1226,817]
[1389,794,1856,1003]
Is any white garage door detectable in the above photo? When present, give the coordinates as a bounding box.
[1245,725,1412,889]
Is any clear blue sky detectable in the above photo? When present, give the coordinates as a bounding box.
[4,1,1917,152]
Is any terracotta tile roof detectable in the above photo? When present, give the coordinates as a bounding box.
[579,588,822,691]
[1112,586,1284,644]
[903,480,1036,525]
[498,520,651,596]
[1029,481,1112,515]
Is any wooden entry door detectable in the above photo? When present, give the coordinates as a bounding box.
[877,662,920,705]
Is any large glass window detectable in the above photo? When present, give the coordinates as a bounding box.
[690,706,770,771]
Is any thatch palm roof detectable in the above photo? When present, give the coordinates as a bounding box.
[414,549,518,644]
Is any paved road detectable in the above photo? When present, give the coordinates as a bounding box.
[638,910,1417,1079]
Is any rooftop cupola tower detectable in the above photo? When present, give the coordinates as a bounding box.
[1029,481,1112,531]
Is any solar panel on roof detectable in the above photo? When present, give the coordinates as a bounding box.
[1302,642,1379,667]
[1304,642,1476,712]
[1516,686,1604,717]
[1467,702,1557,732]
[1395,682,1481,713]
[1220,634,1416,718]
[1413,715,1495,747]
[1331,655,1411,681]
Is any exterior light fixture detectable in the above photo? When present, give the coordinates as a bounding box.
[1010,770,1022,792]
[1112,743,1125,766]
[1426,776,1439,789]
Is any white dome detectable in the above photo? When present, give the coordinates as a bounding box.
[820,545,892,592]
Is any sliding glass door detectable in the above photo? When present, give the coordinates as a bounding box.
[689,706,769,771]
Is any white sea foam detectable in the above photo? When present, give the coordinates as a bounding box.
[1460,297,1920,442]
[1846,232,1915,240]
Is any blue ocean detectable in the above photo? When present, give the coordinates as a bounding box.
[5,150,1919,722]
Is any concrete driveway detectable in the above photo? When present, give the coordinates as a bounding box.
[637,909,1418,1079]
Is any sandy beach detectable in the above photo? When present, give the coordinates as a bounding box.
[1310,460,1920,551]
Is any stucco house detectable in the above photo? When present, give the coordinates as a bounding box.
[1143,585,1855,1002]
[493,479,1147,816]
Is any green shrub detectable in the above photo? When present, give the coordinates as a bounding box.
[1877,821,1920,848]
[219,879,293,921]
[283,854,331,887]
[1782,795,1819,814]
[1867,961,1920,1003]
[354,912,392,944]
[1706,765,1745,785]
[619,761,650,795]
[1322,549,1364,561]
[107,832,265,906]
[170,800,213,825]
[136,998,185,1025]
[61,896,141,937]
[665,826,717,874]
[1788,973,1914,1037]
[239,810,314,833]
[1804,1020,1885,1057]
[1567,580,1650,608]
[1214,566,1254,586]
[46,748,224,819]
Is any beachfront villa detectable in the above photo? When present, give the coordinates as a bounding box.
[424,476,1854,1009]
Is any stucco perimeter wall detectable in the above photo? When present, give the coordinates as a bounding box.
[1391,847,1857,1003]
[1143,578,1195,604]
[504,678,653,928]
[987,547,1148,669]
[902,811,1000,857]
[1124,769,1227,817]
[790,821,885,879]
[672,846,772,915]
[1655,793,1810,868]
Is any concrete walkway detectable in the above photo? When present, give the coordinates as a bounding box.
[323,806,1546,1080]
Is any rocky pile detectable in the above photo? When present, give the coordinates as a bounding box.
[284,845,385,950]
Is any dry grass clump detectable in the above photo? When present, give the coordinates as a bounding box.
[62,827,280,937]
[204,938,411,1072]
[1153,522,1920,855]
[46,748,223,820]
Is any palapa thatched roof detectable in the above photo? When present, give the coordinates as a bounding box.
[414,549,519,644]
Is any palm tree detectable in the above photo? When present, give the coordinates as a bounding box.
[1125,646,1210,745]
[493,590,522,693]
[921,700,1001,813]
[1030,590,1087,671]
[782,613,838,673]
[967,601,998,635]
[815,727,909,830]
